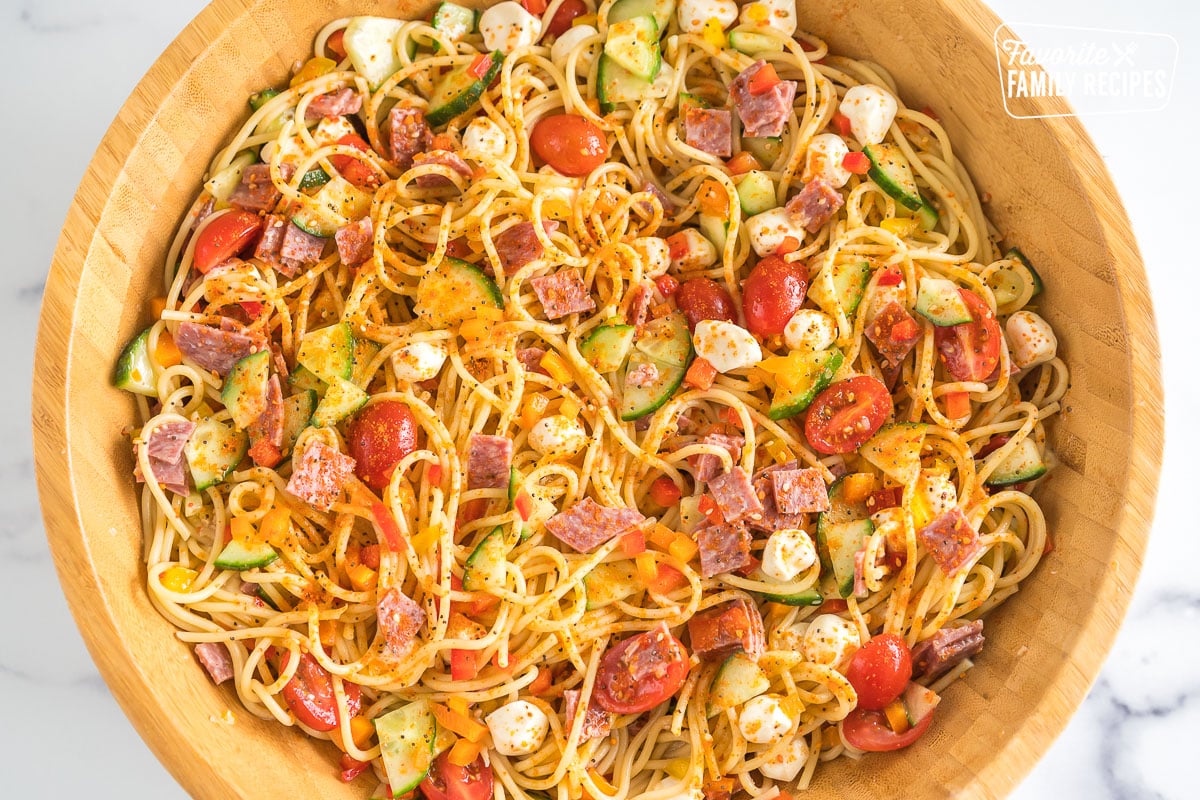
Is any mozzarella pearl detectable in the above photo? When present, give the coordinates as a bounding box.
[1005,310,1058,369]
[802,133,852,188]
[839,84,898,146]
[669,228,718,271]
[528,414,588,458]
[738,695,794,744]
[759,735,812,781]
[918,470,958,517]
[745,207,807,257]
[550,24,598,70]
[479,1,542,53]
[692,319,762,373]
[678,0,738,34]
[485,700,550,757]
[783,309,837,352]
[391,341,448,382]
[632,236,671,277]
[800,614,861,668]
[738,0,798,36]
[768,621,806,653]
[462,116,508,161]
[761,528,818,582]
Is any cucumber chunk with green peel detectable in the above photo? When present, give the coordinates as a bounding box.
[343,16,408,89]
[597,53,650,113]
[311,378,368,427]
[415,257,503,328]
[288,364,327,396]
[741,136,782,167]
[620,351,687,421]
[205,151,258,206]
[729,30,781,55]
[214,537,278,570]
[807,260,872,319]
[298,168,330,190]
[708,653,770,715]
[766,348,844,420]
[426,51,504,126]
[297,322,356,384]
[758,587,822,606]
[280,389,317,457]
[816,477,874,598]
[864,142,923,211]
[604,15,661,80]
[1003,247,1044,296]
[859,423,926,485]
[736,170,777,215]
[984,437,1047,486]
[698,213,729,253]
[291,175,373,237]
[375,699,438,795]
[914,277,972,326]
[607,0,675,29]
[248,88,280,111]
[184,418,248,491]
[351,338,383,388]
[634,312,691,368]
[114,327,157,396]
[221,351,272,429]
[463,527,507,591]
[583,561,641,609]
[580,324,636,373]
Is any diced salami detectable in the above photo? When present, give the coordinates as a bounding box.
[229,163,294,212]
[175,321,260,376]
[254,214,288,269]
[279,222,327,275]
[866,301,921,368]
[562,689,612,742]
[546,497,645,553]
[285,440,356,511]
[413,149,473,188]
[466,433,513,490]
[624,280,653,328]
[917,508,984,575]
[785,177,845,233]
[495,220,558,271]
[516,347,547,374]
[639,180,676,217]
[911,620,985,679]
[750,463,808,533]
[377,587,426,656]
[686,598,765,661]
[625,361,660,389]
[194,642,234,684]
[730,60,798,138]
[770,467,829,514]
[139,420,195,496]
[684,107,732,158]
[530,268,596,320]
[335,216,374,267]
[388,106,432,169]
[696,522,753,578]
[304,87,362,121]
[707,467,764,524]
[690,432,743,483]
[248,375,284,468]
[191,196,215,231]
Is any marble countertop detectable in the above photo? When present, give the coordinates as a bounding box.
[3,0,1195,797]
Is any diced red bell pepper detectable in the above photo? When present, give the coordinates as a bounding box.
[890,316,920,342]
[369,502,407,553]
[450,648,479,681]
[684,357,718,391]
[876,267,903,286]
[725,151,762,175]
[619,530,646,557]
[774,236,801,256]
[747,63,782,96]
[339,754,371,783]
[649,476,683,507]
[867,486,902,512]
[468,53,492,79]
[833,112,853,138]
[842,151,871,174]
[514,489,534,522]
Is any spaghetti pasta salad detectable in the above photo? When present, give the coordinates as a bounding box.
[114,0,1067,797]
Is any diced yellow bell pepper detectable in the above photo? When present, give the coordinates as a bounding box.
[539,352,572,385]
[648,524,677,551]
[559,396,581,420]
[765,438,793,465]
[448,696,470,716]
[664,759,691,780]
[150,297,168,318]
[519,393,551,429]
[319,619,339,649]
[410,524,441,553]
[447,737,484,767]
[881,217,921,237]
[474,306,504,323]
[291,56,336,87]
[573,13,597,27]
[347,563,378,592]
[587,768,617,795]
[636,552,658,583]
[332,714,376,753]
[260,507,291,546]
[701,18,727,48]
[162,566,198,593]
[460,318,491,344]
[668,535,698,564]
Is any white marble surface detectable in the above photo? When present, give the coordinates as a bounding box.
[2,0,1195,797]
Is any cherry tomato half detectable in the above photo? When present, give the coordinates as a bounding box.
[675,278,737,331]
[546,0,588,36]
[281,651,361,732]
[594,623,690,714]
[742,255,809,337]
[934,288,1001,382]
[845,634,913,710]
[842,705,935,752]
[804,375,893,455]
[345,400,420,491]
[194,210,262,273]
[531,114,608,177]
[419,753,494,800]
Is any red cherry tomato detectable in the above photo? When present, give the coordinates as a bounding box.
[546,0,588,36]
[594,623,690,714]
[281,652,361,732]
[674,278,737,331]
[934,289,1002,382]
[339,753,370,783]
[530,114,608,177]
[329,134,378,188]
[326,28,347,60]
[741,255,809,337]
[194,210,262,273]
[649,476,683,507]
[845,634,913,710]
[842,705,935,752]
[419,753,494,800]
[345,400,419,491]
[804,376,893,454]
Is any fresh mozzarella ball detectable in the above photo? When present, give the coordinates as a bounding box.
[867,278,907,320]
[632,236,671,277]
[669,228,718,271]
[391,341,449,382]
[918,470,958,517]
[551,24,598,69]
[738,695,794,744]
[802,133,852,188]
[871,506,907,553]
[839,84,898,146]
[462,117,507,161]
[313,115,358,145]
[678,0,739,34]
[693,320,762,373]
[784,309,837,352]
[761,529,818,582]
[800,614,861,668]
[760,735,811,781]
[485,700,550,756]
[1005,310,1058,369]
[768,621,806,653]
[479,2,542,53]
[528,414,588,458]
[738,0,798,36]
[745,207,807,257]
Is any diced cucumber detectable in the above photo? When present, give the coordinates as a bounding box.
[580,324,636,374]
[583,561,641,610]
[431,2,477,49]
[816,476,872,597]
[205,151,258,207]
[916,199,939,231]
[214,537,278,570]
[608,0,675,30]
[863,142,923,211]
[820,475,871,527]
[620,351,686,421]
[343,16,407,89]
[807,260,872,319]
[184,418,248,491]
[426,51,504,127]
[758,587,822,606]
[860,423,926,485]
[292,175,373,237]
[914,277,972,326]
[415,257,504,328]
[679,92,709,112]
[598,53,650,113]
[298,168,330,191]
[984,437,1047,487]
[297,322,356,384]
[221,351,271,430]
[729,30,781,55]
[698,213,729,253]
[741,137,782,167]
[903,682,941,725]
[280,389,317,457]
[462,527,507,592]
[604,15,661,80]
[635,312,691,368]
[114,327,156,396]
[736,170,777,215]
[311,377,368,427]
[708,653,770,715]
[351,338,382,388]
[288,364,327,396]
[248,88,280,111]
[766,348,844,420]
[1004,247,1044,296]
[678,495,704,533]
[375,699,438,795]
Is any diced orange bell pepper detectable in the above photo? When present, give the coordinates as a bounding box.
[649,563,689,594]
[635,552,658,584]
[884,699,911,733]
[726,151,761,175]
[347,563,378,592]
[619,529,646,557]
[150,297,168,318]
[520,393,551,429]
[259,507,291,546]
[154,330,182,368]
[528,667,554,696]
[433,703,489,742]
[447,737,484,767]
[841,472,875,503]
[162,566,197,593]
[291,56,336,87]
[684,357,717,391]
[539,352,572,384]
[696,180,728,218]
[944,391,971,419]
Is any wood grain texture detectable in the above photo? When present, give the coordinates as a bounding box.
[31,1,1162,798]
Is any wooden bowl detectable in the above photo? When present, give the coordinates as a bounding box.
[32,0,1163,797]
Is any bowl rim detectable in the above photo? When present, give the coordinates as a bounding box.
[31,0,1164,796]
